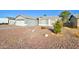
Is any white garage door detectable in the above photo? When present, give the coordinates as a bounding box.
[26,20,38,26]
[15,21,27,26]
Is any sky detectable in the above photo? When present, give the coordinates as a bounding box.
[0,10,79,18]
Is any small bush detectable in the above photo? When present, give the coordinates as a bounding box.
[41,26,47,29]
[74,32,79,38]
[54,20,62,33]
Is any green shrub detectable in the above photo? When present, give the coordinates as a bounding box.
[54,20,62,33]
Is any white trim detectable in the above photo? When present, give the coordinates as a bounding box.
[48,19,51,26]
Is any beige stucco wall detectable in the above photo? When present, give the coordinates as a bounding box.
[38,18,59,27]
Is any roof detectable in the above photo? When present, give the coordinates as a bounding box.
[38,16,61,20]
[15,15,36,20]
[7,17,15,20]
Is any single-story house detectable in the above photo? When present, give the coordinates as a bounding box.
[37,16,61,27]
[15,15,38,26]
[69,14,79,28]
[0,15,62,27]
[14,15,62,27]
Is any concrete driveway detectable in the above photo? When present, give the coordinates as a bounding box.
[0,25,23,30]
[0,27,19,30]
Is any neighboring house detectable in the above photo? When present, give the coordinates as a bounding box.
[38,16,61,27]
[8,17,15,25]
[0,18,8,24]
[69,14,79,28]
[15,15,38,26]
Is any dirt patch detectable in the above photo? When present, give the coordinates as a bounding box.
[0,25,79,49]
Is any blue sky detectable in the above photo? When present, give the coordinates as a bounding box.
[0,10,79,18]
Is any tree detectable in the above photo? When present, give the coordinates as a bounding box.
[54,20,62,33]
[59,10,71,24]
[43,14,47,16]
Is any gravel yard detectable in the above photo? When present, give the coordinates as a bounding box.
[0,25,79,49]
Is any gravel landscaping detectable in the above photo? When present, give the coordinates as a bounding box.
[0,25,79,49]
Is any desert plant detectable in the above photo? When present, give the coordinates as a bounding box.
[54,20,62,33]
[59,10,71,24]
